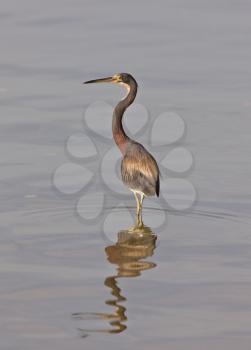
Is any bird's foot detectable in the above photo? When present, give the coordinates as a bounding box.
[127,225,139,233]
[128,221,145,234]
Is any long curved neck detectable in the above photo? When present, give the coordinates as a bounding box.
[112,81,137,154]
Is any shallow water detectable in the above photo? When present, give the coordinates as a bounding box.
[1,0,251,349]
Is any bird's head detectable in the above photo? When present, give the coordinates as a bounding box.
[84,73,137,88]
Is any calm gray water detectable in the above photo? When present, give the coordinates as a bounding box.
[1,1,251,349]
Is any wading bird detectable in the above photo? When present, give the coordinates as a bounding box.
[84,73,159,229]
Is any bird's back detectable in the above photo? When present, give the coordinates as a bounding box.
[121,141,159,197]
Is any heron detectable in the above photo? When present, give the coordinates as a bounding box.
[84,73,159,229]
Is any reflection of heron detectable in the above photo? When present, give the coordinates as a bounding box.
[72,227,157,335]
[84,73,160,228]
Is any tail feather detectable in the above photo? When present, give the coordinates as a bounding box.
[156,176,160,197]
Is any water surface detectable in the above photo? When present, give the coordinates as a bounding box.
[1,1,251,349]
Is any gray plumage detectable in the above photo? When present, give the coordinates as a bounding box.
[121,141,159,197]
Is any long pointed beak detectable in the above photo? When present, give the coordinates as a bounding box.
[84,76,114,84]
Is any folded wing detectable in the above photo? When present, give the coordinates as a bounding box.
[121,142,159,197]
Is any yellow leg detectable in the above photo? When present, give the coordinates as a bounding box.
[128,191,145,232]
[133,191,140,226]
[133,191,145,228]
[138,193,144,228]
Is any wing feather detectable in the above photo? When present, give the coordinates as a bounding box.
[121,143,160,196]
